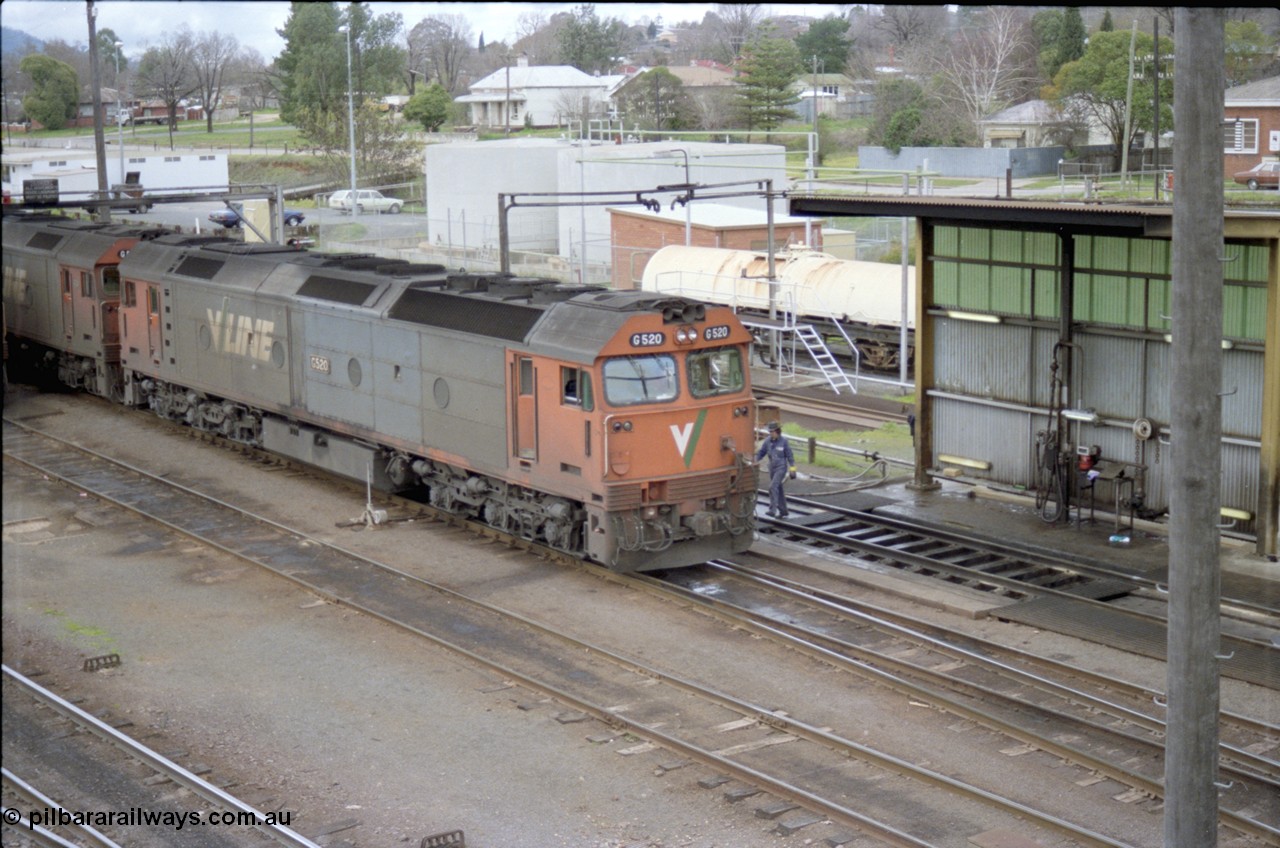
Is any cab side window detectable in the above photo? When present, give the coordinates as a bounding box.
[561,366,593,411]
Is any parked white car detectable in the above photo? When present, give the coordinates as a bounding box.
[328,189,403,214]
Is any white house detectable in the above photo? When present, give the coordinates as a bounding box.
[455,56,622,129]
[979,99,1111,149]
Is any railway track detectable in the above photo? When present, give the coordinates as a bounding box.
[755,496,1280,689]
[646,557,1280,842]
[1,665,318,848]
[7,415,1265,847]
[754,384,910,431]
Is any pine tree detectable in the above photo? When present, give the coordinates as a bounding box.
[733,29,801,137]
[1057,8,1087,68]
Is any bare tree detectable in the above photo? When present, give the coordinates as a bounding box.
[512,10,564,64]
[711,4,764,63]
[928,7,1038,141]
[408,15,473,94]
[302,100,419,183]
[516,11,548,42]
[842,5,888,78]
[874,5,948,52]
[191,30,239,132]
[403,26,429,94]
[688,88,736,131]
[39,38,91,87]
[135,27,198,146]
[553,89,598,130]
[228,48,272,112]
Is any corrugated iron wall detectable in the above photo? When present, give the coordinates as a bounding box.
[928,224,1267,535]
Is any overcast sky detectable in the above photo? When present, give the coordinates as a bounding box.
[1,2,848,62]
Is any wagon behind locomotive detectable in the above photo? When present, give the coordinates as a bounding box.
[640,245,916,370]
[2,216,171,398]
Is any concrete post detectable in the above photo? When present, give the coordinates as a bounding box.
[1165,9,1225,847]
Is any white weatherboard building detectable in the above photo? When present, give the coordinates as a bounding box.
[455,56,623,130]
[1,148,229,202]
[423,139,789,283]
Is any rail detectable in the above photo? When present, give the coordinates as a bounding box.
[1,664,323,848]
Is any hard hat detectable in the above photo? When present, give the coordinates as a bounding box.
[766,421,781,432]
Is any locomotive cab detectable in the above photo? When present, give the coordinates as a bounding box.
[518,294,757,571]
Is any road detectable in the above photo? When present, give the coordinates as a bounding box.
[118,200,430,243]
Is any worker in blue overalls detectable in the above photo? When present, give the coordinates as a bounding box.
[755,421,796,518]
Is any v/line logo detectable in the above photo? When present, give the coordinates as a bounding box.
[669,409,708,468]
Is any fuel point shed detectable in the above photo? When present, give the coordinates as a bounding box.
[788,194,1280,558]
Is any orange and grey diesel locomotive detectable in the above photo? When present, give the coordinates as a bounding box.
[3,214,758,571]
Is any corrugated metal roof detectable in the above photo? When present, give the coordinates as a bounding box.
[788,194,1278,234]
[791,194,1168,229]
[1224,74,1280,103]
[980,99,1055,124]
[468,64,604,91]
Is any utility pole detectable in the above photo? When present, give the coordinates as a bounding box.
[1153,17,1161,200]
[86,1,110,222]
[1165,8,1225,847]
[1120,20,1137,186]
[810,54,821,139]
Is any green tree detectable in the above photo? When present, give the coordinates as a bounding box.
[403,82,451,131]
[98,28,128,89]
[1047,29,1173,169]
[1225,20,1277,86]
[794,15,851,75]
[275,1,406,166]
[19,54,78,130]
[614,67,693,130]
[275,2,404,126]
[733,28,801,137]
[1099,10,1114,33]
[275,1,345,125]
[1056,8,1087,69]
[868,77,969,153]
[557,4,630,74]
[1033,7,1086,81]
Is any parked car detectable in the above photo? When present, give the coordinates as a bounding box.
[328,189,403,214]
[1233,160,1280,190]
[208,206,306,228]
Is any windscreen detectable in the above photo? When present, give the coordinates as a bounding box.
[687,347,744,398]
[603,354,678,406]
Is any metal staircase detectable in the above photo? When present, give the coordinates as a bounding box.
[645,267,858,396]
[794,324,857,395]
[739,316,857,396]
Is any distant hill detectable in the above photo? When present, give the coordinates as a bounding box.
[2,26,44,56]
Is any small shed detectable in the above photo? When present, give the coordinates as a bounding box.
[609,203,824,288]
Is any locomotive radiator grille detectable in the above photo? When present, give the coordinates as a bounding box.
[604,468,745,510]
